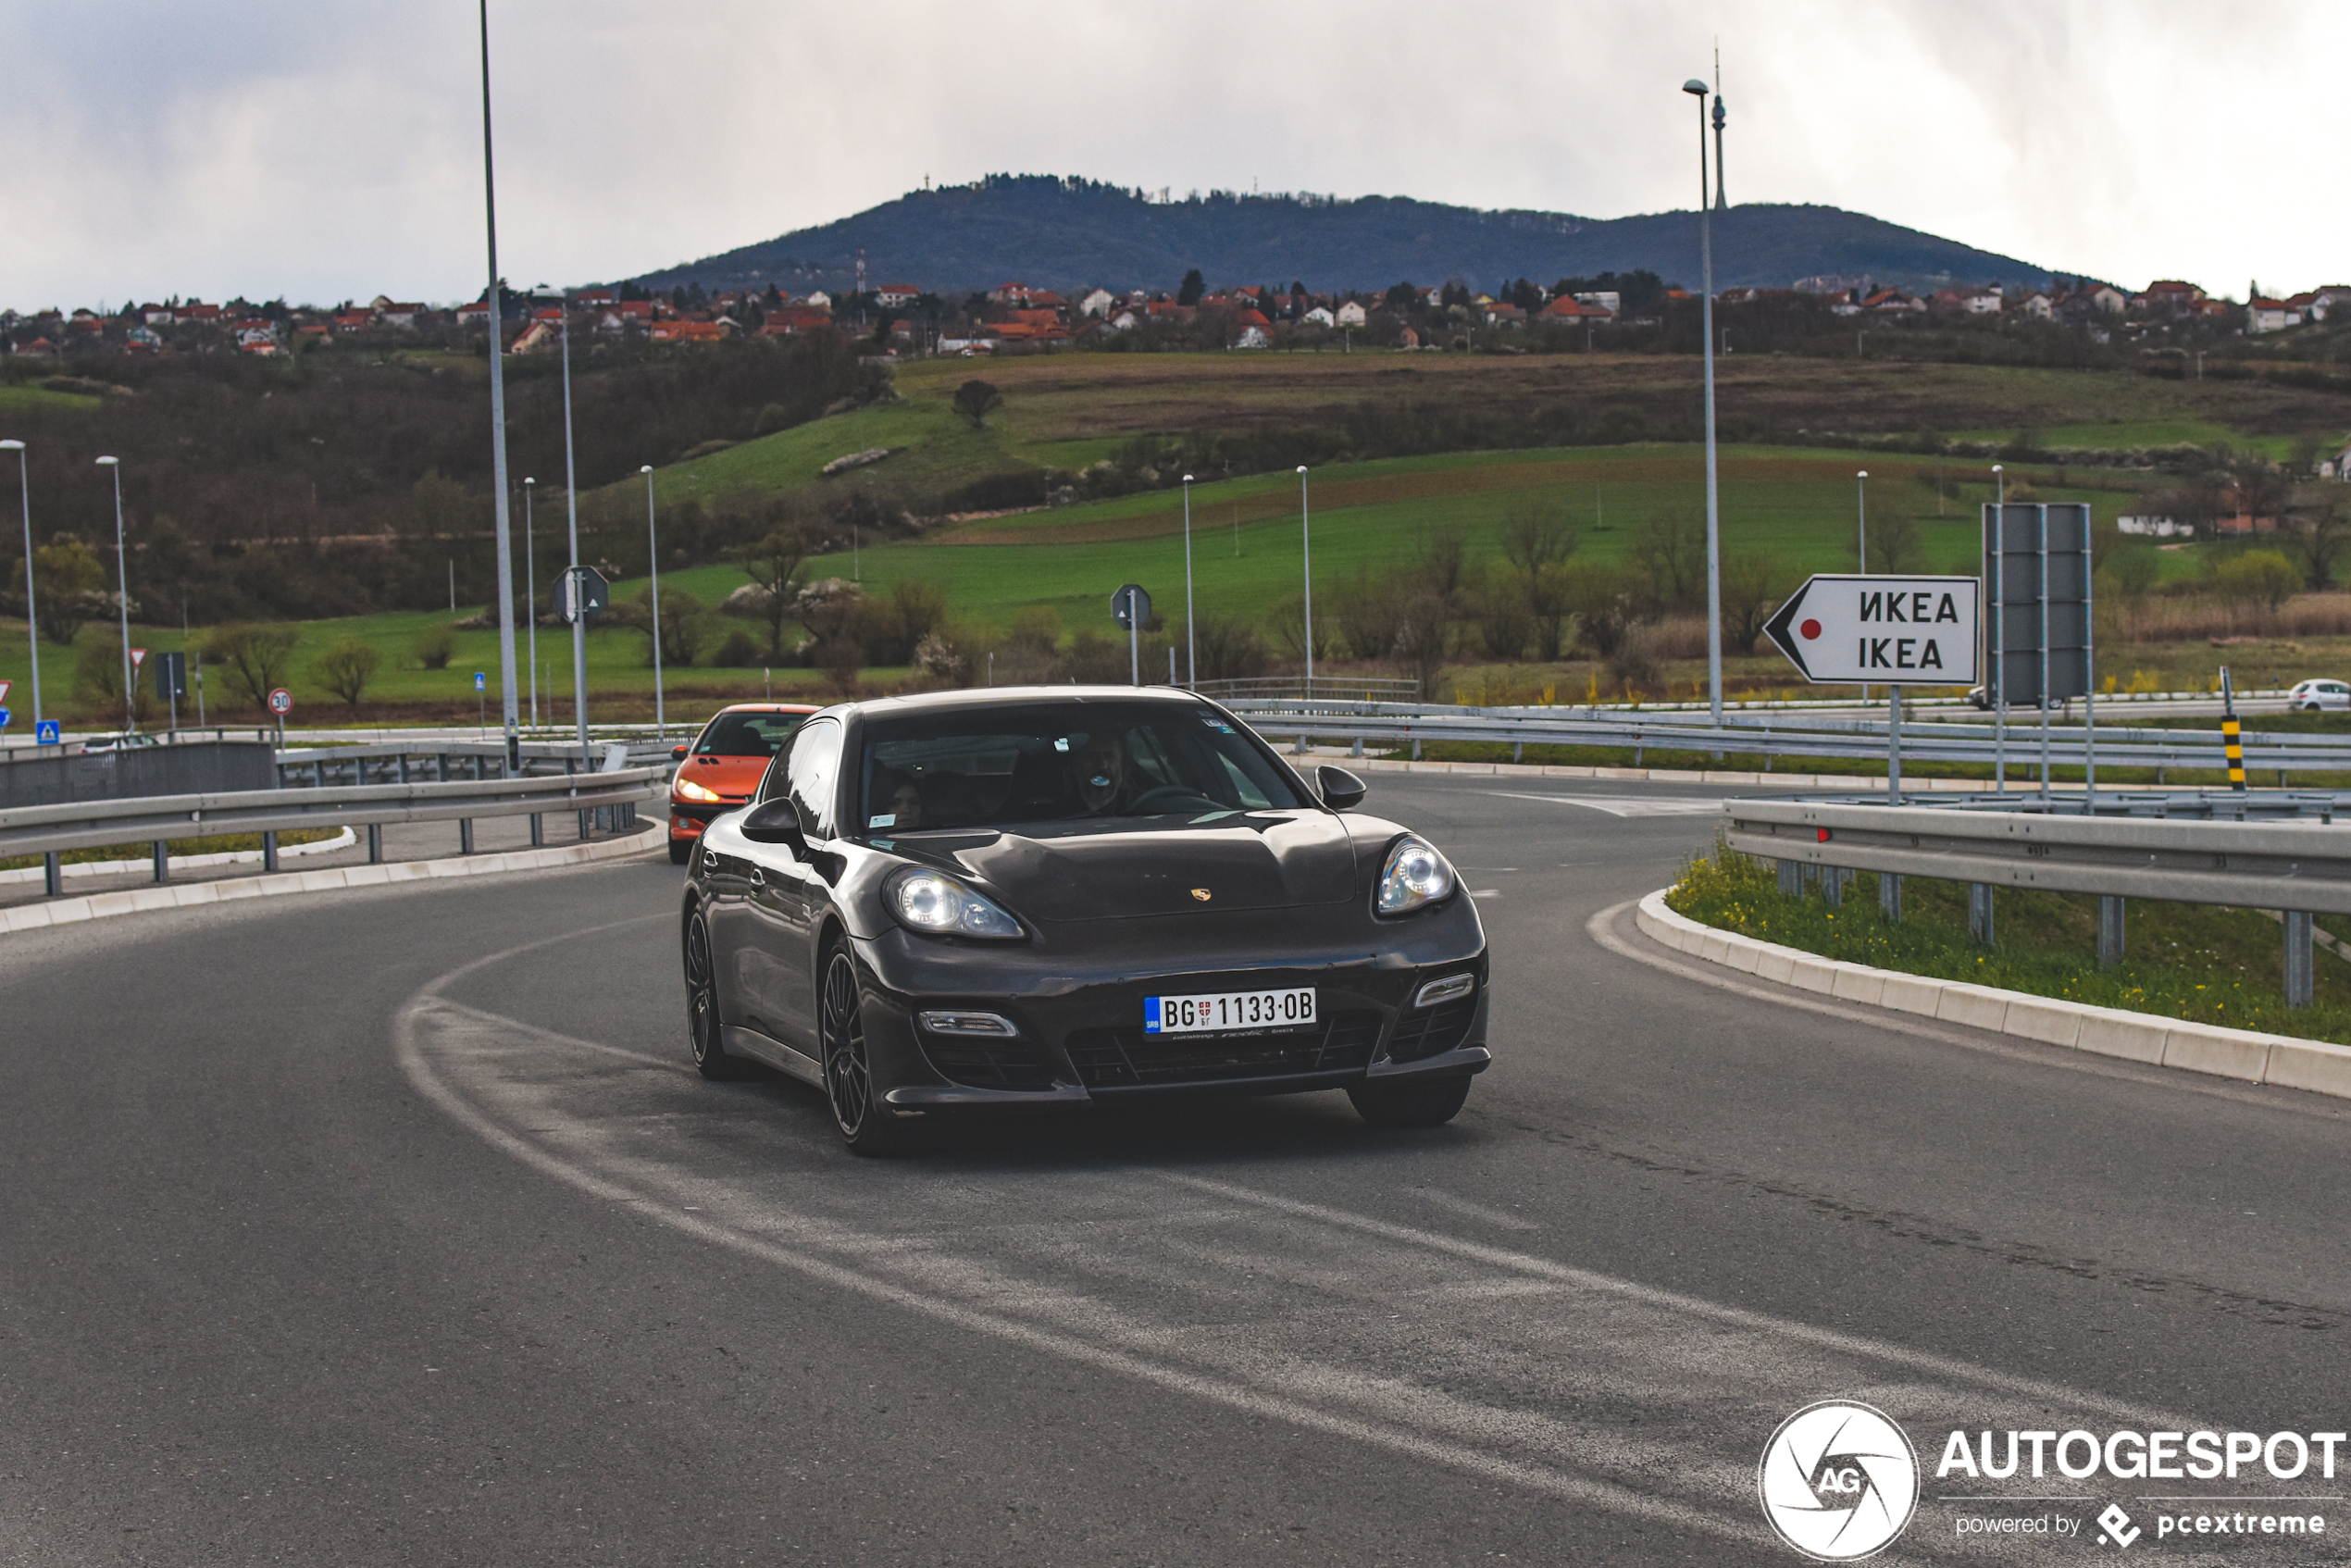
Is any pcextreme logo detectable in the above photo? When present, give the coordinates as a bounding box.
[1760,1400,1922,1561]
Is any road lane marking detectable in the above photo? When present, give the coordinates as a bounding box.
[1486,791,1726,817]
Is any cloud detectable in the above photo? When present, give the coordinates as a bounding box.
[0,0,2335,309]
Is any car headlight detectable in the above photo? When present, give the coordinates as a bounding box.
[1375,835,1454,916]
[675,777,723,803]
[887,868,1025,940]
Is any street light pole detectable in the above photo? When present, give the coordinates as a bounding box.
[559,302,590,765]
[523,477,537,728]
[642,465,665,740]
[476,0,521,770]
[1857,468,1870,701]
[1,440,37,725]
[1181,473,1196,689]
[1685,79,1723,727]
[1992,464,2007,794]
[95,455,131,731]
[1297,467,1314,692]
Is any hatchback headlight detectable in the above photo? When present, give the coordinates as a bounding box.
[1375,835,1454,916]
[675,777,723,803]
[887,868,1025,940]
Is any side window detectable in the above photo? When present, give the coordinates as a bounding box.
[784,719,843,840]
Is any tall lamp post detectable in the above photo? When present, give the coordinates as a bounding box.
[1683,78,1723,727]
[1297,467,1315,691]
[1857,468,1870,701]
[95,455,132,731]
[1181,472,1197,689]
[641,465,665,740]
[523,476,537,728]
[556,296,589,765]
[477,0,521,770]
[1992,464,2007,795]
[1,440,36,726]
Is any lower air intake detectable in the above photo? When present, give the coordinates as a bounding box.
[1064,1011,1382,1089]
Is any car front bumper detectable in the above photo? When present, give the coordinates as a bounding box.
[848,901,1491,1113]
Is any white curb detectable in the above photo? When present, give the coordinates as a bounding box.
[0,826,358,885]
[1635,888,2351,1102]
[1324,753,2058,792]
[1,825,665,937]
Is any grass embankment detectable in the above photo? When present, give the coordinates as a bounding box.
[0,827,344,873]
[1666,839,2351,1044]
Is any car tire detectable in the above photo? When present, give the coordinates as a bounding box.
[683,910,746,1080]
[669,836,692,865]
[1348,1076,1471,1128]
[820,945,919,1156]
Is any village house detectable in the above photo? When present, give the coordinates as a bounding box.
[2248,296,2303,333]
[875,282,922,308]
[1301,305,1337,328]
[1076,288,1115,318]
[1336,299,1369,328]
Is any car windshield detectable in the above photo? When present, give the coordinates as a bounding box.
[857,701,1308,833]
[694,711,807,757]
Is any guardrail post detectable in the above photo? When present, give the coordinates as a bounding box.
[2097,896,2125,968]
[1777,860,1800,898]
[1350,736,1363,758]
[578,807,590,841]
[1968,883,1995,945]
[152,840,168,884]
[367,824,382,864]
[2284,912,2315,1009]
[1822,867,1847,908]
[529,812,543,847]
[263,831,280,873]
[1878,872,1901,922]
[1411,737,1422,760]
[44,852,62,898]
[460,818,475,855]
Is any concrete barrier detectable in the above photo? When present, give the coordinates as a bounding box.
[1635,888,2351,1104]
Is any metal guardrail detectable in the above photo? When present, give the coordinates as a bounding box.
[1721,795,2351,1007]
[270,740,677,789]
[1222,699,2351,780]
[0,765,668,898]
[1194,677,1423,703]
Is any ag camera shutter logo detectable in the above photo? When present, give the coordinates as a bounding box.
[1759,1400,1921,1561]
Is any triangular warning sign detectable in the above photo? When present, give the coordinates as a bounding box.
[130,647,148,668]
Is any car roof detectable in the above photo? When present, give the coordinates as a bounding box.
[846,685,1215,719]
[703,702,822,717]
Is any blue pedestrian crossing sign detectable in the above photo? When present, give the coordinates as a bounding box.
[35,719,60,745]
[474,671,487,691]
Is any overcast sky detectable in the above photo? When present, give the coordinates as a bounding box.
[3,0,2335,310]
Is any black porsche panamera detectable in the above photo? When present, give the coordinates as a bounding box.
[679,687,1490,1153]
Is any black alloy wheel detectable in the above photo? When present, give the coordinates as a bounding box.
[1347,1076,1472,1128]
[820,947,914,1155]
[683,912,742,1080]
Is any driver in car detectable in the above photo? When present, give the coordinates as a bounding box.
[1070,732,1130,815]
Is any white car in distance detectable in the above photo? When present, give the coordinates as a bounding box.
[2287,678,2351,712]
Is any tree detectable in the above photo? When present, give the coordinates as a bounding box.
[310,639,380,710]
[74,638,155,726]
[1720,553,1787,656]
[413,625,455,669]
[1561,562,1646,659]
[952,379,1003,429]
[1865,511,1926,574]
[741,526,812,661]
[1499,501,1577,655]
[2284,501,2351,590]
[1390,586,1454,700]
[9,534,107,645]
[2213,550,2298,615]
[1176,268,1206,306]
[614,583,711,666]
[1471,567,1534,660]
[2108,541,2162,599]
[1630,508,1706,611]
[202,622,302,708]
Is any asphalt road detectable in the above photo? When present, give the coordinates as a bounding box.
[6,776,2350,1567]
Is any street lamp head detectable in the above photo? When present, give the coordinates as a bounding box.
[1296,465,1308,475]
[524,476,534,486]
[1182,474,1193,483]
[1682,79,1710,96]
[1858,469,1868,479]
[94,455,118,467]
[0,439,22,451]
[1991,464,2004,473]
[641,465,653,475]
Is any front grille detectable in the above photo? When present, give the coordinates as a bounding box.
[1386,998,1476,1063]
[916,1030,1059,1091]
[1064,1010,1383,1089]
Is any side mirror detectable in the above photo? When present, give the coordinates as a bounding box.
[671,744,689,761]
[740,798,808,857]
[1315,765,1367,811]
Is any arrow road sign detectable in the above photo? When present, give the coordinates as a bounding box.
[560,566,610,624]
[1110,583,1151,631]
[0,709,10,729]
[1765,575,1980,685]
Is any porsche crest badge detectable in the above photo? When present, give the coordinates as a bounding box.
[1190,888,1213,902]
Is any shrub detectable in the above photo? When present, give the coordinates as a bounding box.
[414,625,456,669]
[202,622,303,708]
[309,639,380,710]
[712,628,762,666]
[73,638,155,724]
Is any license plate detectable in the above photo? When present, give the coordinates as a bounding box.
[1144,988,1316,1035]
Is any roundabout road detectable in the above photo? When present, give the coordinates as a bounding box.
[5,776,2350,1566]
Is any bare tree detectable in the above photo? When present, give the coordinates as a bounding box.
[741,526,812,661]
[952,380,1003,429]
[1720,553,1786,655]
[1630,507,1706,610]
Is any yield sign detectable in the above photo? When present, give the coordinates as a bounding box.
[0,679,9,704]
[130,646,148,668]
[1764,575,1980,684]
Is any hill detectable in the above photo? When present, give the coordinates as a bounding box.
[620,174,2059,298]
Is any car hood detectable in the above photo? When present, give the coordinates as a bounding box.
[909,811,1359,921]
[676,756,766,797]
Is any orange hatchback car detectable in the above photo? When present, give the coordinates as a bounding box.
[667,703,820,864]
